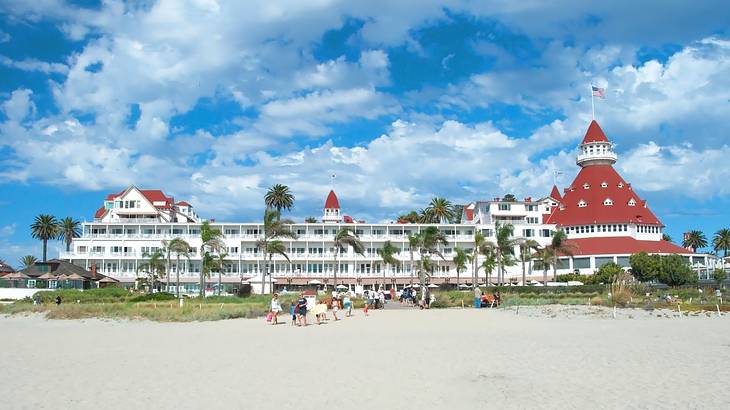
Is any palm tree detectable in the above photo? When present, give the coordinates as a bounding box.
[470,231,493,285]
[377,240,399,289]
[502,194,517,202]
[397,211,420,224]
[683,230,708,252]
[547,230,575,281]
[519,239,540,285]
[263,240,291,293]
[264,184,295,220]
[304,216,317,223]
[480,251,497,285]
[425,197,454,223]
[453,246,470,289]
[200,221,225,297]
[30,214,61,262]
[712,228,730,258]
[256,209,297,294]
[333,227,365,287]
[211,252,229,296]
[535,246,554,285]
[416,226,448,286]
[407,234,420,285]
[59,217,81,252]
[494,222,517,285]
[19,255,37,269]
[167,237,191,298]
[662,233,672,242]
[137,249,166,293]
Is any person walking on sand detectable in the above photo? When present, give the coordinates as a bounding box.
[379,289,386,309]
[331,293,340,321]
[296,294,308,326]
[343,293,353,317]
[474,286,482,309]
[289,302,297,326]
[270,293,282,325]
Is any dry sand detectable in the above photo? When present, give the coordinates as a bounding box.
[1,306,729,410]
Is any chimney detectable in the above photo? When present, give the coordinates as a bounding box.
[91,263,97,279]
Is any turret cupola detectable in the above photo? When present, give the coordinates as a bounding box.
[576,120,617,167]
[323,190,342,223]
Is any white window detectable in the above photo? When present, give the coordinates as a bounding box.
[617,182,624,188]
[583,183,590,189]
[498,203,511,211]
[603,198,613,206]
[601,181,608,188]
[628,198,636,206]
[578,200,587,208]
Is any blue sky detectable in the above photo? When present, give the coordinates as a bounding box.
[2,0,730,266]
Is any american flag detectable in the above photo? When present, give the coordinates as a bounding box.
[592,85,605,99]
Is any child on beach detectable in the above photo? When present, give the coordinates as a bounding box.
[343,294,352,317]
[270,293,282,325]
[289,302,296,326]
[331,294,340,321]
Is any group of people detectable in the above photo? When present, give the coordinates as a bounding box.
[473,287,501,308]
[399,286,434,309]
[268,292,355,326]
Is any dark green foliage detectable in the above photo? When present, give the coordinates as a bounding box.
[713,269,727,286]
[592,262,624,284]
[130,292,176,302]
[34,288,132,304]
[657,254,696,287]
[630,252,661,282]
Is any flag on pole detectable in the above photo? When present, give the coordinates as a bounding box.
[591,85,605,99]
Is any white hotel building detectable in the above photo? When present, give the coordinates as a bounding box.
[61,121,713,292]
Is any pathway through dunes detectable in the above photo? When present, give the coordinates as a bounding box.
[1,307,729,409]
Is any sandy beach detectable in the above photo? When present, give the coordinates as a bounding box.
[1,306,729,410]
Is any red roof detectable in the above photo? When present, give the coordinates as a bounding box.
[464,206,474,222]
[544,164,662,227]
[343,215,354,223]
[324,190,340,209]
[94,207,107,218]
[582,120,609,144]
[549,185,562,201]
[565,237,691,256]
[176,201,191,207]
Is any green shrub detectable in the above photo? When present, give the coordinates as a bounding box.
[130,292,177,302]
[34,288,133,304]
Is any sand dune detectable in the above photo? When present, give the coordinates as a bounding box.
[1,307,729,409]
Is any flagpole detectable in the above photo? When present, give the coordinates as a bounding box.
[590,84,595,120]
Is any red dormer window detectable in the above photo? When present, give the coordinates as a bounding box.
[617,182,624,188]
[578,200,587,208]
[600,181,607,188]
[603,198,613,206]
[583,183,590,189]
[628,198,636,207]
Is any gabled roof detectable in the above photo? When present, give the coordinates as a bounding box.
[549,185,562,201]
[94,206,107,219]
[343,215,354,223]
[581,120,609,144]
[324,190,340,209]
[176,201,191,207]
[103,186,175,209]
[19,259,109,280]
[0,261,15,273]
[544,164,662,227]
[463,205,474,222]
[564,237,691,256]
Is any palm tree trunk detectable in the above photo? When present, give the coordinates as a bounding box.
[166,249,171,293]
[521,253,526,286]
[333,247,339,288]
[496,249,502,285]
[42,239,48,262]
[543,267,548,285]
[409,250,414,286]
[552,255,558,282]
[176,254,181,298]
[268,253,273,294]
[218,267,222,296]
[66,239,71,252]
[456,268,460,289]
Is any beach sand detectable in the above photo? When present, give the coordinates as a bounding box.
[1,306,729,409]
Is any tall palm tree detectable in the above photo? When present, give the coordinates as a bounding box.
[59,217,81,252]
[416,226,448,286]
[470,231,493,285]
[304,216,317,223]
[263,240,292,293]
[200,221,225,297]
[333,227,365,287]
[137,249,166,293]
[407,234,420,286]
[19,255,38,269]
[453,246,470,289]
[547,230,574,281]
[167,237,191,298]
[397,211,420,224]
[30,214,61,262]
[535,246,554,285]
[377,240,399,289]
[519,239,540,285]
[494,222,517,285]
[480,251,497,285]
[256,209,297,294]
[712,228,730,258]
[211,252,229,296]
[425,197,454,223]
[264,184,295,220]
[683,230,708,252]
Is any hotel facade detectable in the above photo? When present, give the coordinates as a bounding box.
[61,121,715,293]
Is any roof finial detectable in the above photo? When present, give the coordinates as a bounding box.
[330,173,336,191]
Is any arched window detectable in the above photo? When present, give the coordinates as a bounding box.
[603,198,613,206]
[617,182,624,188]
[583,183,590,189]
[628,198,636,206]
[600,181,608,188]
[578,200,587,208]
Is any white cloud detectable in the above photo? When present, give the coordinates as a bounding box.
[0,31,10,43]
[0,224,17,236]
